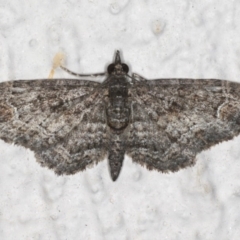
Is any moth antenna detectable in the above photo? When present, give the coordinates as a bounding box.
[60,65,106,78]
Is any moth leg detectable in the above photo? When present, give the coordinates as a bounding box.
[125,73,146,84]
[132,73,147,82]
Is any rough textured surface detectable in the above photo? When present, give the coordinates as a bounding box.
[2,52,240,182]
[1,1,240,240]
[129,78,240,171]
[0,78,108,175]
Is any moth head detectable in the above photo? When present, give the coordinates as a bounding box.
[107,50,129,75]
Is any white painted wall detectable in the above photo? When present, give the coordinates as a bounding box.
[0,1,240,239]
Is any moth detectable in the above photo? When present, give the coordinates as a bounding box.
[1,51,240,181]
